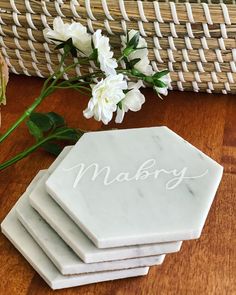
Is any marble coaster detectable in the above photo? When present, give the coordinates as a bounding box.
[46,127,223,248]
[47,146,72,173]
[17,195,165,275]
[1,173,149,290]
[29,172,182,263]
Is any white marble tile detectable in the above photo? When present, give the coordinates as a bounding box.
[17,195,165,275]
[46,127,223,248]
[47,146,72,173]
[1,173,149,290]
[29,172,182,263]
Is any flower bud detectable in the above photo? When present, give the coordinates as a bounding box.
[144,76,153,84]
[123,47,135,57]
[131,68,145,78]
[122,32,140,57]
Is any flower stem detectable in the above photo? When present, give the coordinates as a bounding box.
[0,93,45,143]
[117,55,124,63]
[0,128,79,171]
[0,51,71,144]
[0,136,50,170]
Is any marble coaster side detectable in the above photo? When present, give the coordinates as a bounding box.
[16,195,165,275]
[48,146,72,173]
[1,206,149,290]
[1,145,69,232]
[29,173,182,263]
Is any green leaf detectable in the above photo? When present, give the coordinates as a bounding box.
[26,120,43,141]
[131,68,145,78]
[46,112,65,128]
[153,70,169,79]
[54,38,79,57]
[123,56,130,69]
[55,43,66,50]
[30,112,53,132]
[129,58,141,68]
[117,101,123,110]
[144,76,153,84]
[50,37,65,43]
[66,38,73,47]
[123,32,140,57]
[53,126,68,133]
[127,32,140,49]
[55,129,83,142]
[89,48,98,60]
[123,89,132,94]
[69,46,78,58]
[123,47,135,58]
[64,38,75,56]
[42,142,63,156]
[153,79,167,88]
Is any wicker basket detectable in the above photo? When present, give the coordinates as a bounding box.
[1,0,236,94]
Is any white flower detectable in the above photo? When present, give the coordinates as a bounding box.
[69,22,92,56]
[43,17,92,56]
[133,56,153,76]
[115,80,145,124]
[154,73,171,96]
[43,17,70,43]
[92,30,118,76]
[121,30,153,76]
[83,74,127,125]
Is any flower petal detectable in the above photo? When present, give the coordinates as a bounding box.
[125,89,145,112]
[155,86,168,96]
[93,30,118,76]
[115,107,125,124]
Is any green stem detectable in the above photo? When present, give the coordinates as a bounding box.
[54,85,91,92]
[117,55,125,63]
[0,137,50,170]
[0,54,134,145]
[58,71,105,85]
[0,94,45,143]
[0,51,70,144]
[0,128,78,171]
[41,49,70,93]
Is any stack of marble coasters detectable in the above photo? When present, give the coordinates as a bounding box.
[1,127,223,290]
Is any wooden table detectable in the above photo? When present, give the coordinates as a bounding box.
[0,74,235,295]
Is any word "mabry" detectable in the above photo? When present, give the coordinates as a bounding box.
[63,159,208,190]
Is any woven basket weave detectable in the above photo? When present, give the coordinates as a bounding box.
[1,0,236,94]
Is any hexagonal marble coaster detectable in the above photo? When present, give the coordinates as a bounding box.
[29,172,182,263]
[1,173,149,290]
[46,127,223,248]
[47,145,72,173]
[17,194,165,275]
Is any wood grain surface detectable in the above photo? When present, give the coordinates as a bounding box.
[0,75,235,295]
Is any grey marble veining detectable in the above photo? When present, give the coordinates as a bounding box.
[29,172,182,263]
[1,173,149,290]
[46,127,223,248]
[16,195,165,275]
